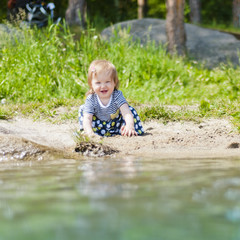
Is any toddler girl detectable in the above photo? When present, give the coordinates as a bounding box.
[78,59,144,137]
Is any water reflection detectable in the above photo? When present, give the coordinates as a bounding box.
[77,156,141,199]
[0,157,240,240]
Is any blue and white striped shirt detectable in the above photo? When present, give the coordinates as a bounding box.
[83,90,127,121]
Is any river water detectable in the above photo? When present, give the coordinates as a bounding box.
[1,156,240,240]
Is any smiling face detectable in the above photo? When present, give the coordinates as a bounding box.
[91,72,115,105]
[87,60,119,98]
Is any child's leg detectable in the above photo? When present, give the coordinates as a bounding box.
[92,116,117,136]
[129,106,144,135]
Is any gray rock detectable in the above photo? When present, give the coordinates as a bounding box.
[101,18,240,68]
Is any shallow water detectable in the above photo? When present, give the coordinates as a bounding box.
[1,156,240,240]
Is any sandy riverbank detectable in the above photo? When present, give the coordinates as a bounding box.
[1,117,240,160]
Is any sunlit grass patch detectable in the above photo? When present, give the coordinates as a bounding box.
[138,105,202,123]
[0,99,82,123]
[0,22,240,130]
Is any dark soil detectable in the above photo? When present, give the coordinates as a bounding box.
[75,141,118,157]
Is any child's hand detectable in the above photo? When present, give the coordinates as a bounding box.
[121,125,138,137]
[89,134,103,142]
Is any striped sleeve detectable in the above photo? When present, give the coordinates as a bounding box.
[114,90,127,108]
[83,94,95,115]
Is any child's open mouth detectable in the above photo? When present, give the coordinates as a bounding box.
[101,90,108,94]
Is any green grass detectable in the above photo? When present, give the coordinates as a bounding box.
[200,22,240,34]
[0,21,240,130]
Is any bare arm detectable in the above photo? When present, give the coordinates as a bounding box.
[83,113,95,136]
[120,103,137,137]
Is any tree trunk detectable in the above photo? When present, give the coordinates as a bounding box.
[138,0,148,19]
[65,0,86,27]
[233,0,240,27]
[166,0,186,56]
[189,0,201,24]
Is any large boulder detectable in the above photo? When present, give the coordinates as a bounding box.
[101,18,240,68]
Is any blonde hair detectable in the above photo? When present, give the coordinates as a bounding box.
[87,60,119,95]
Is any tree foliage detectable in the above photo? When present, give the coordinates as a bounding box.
[147,0,166,19]
[0,0,236,27]
[200,0,232,25]
[87,0,137,26]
